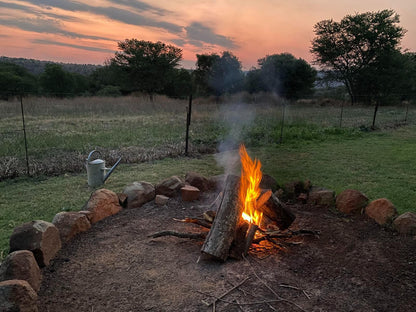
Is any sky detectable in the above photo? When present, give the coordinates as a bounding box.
[0,0,415,70]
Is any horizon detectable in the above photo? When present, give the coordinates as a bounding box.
[0,1,415,70]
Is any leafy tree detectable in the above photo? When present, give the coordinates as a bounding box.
[194,53,220,96]
[111,39,182,100]
[40,64,74,97]
[257,53,317,99]
[163,68,192,98]
[310,9,406,104]
[194,51,244,97]
[0,62,38,98]
[89,62,126,94]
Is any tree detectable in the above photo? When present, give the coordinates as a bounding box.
[163,68,192,98]
[0,62,38,99]
[257,53,317,99]
[111,39,182,100]
[194,51,244,97]
[40,64,74,97]
[311,9,406,104]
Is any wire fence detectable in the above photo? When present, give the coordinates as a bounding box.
[0,92,414,180]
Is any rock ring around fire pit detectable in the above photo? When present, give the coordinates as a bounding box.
[33,182,416,312]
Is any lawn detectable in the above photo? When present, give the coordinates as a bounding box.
[1,95,416,260]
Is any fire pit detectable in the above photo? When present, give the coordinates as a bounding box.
[150,145,307,262]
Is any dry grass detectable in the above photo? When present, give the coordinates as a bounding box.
[1,93,414,179]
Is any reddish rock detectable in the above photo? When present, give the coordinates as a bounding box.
[86,189,122,224]
[365,198,398,225]
[185,172,215,191]
[0,280,38,312]
[393,212,416,235]
[0,251,41,292]
[336,189,369,214]
[155,176,184,197]
[123,182,155,208]
[307,187,335,206]
[155,195,169,206]
[52,212,91,243]
[181,185,200,202]
[9,220,61,267]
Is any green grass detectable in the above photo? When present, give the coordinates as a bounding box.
[1,95,416,260]
[2,125,416,259]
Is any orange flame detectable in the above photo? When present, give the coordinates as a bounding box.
[239,144,263,226]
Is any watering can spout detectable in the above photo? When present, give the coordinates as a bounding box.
[103,157,122,182]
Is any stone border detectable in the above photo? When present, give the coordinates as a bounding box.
[1,174,415,311]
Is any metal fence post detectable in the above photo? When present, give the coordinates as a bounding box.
[185,94,193,155]
[20,94,30,176]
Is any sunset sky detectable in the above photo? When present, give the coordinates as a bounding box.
[0,0,415,69]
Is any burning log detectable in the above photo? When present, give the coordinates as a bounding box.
[259,193,296,230]
[201,175,243,261]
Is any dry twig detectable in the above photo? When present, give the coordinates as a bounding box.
[148,231,207,239]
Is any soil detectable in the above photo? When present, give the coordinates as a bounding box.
[38,191,416,312]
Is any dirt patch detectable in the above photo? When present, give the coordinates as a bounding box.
[38,192,416,311]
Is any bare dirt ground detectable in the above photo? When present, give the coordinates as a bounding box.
[38,191,416,312]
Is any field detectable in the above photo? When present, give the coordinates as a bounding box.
[1,94,416,259]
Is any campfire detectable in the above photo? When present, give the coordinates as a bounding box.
[150,144,298,261]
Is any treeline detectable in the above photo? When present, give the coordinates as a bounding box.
[0,56,100,76]
[0,48,317,100]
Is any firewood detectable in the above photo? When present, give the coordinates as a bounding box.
[259,193,295,230]
[201,175,243,261]
[203,210,216,223]
[228,221,249,259]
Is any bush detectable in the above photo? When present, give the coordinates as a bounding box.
[96,85,122,97]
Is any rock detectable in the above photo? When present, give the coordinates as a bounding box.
[304,179,312,192]
[393,212,416,235]
[0,280,38,312]
[298,193,308,203]
[117,193,128,208]
[185,172,215,191]
[0,251,41,292]
[260,174,278,192]
[123,182,155,208]
[307,187,335,206]
[336,189,369,214]
[78,210,94,222]
[365,198,398,225]
[155,195,169,206]
[208,174,225,191]
[181,185,200,202]
[155,176,184,197]
[284,181,306,200]
[9,220,61,267]
[52,212,91,243]
[86,189,122,224]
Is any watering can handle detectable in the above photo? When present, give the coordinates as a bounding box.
[87,150,102,162]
